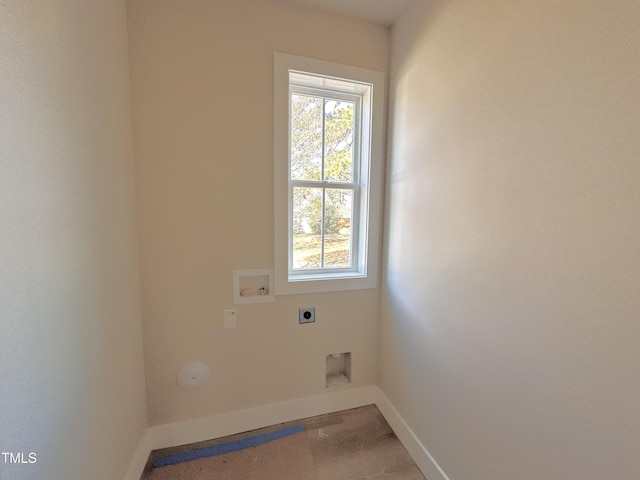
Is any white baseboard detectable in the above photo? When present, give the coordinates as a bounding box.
[374,388,450,480]
[148,385,378,450]
[123,429,154,480]
[123,385,449,480]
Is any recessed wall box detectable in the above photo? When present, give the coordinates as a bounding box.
[326,352,351,387]
[233,269,274,304]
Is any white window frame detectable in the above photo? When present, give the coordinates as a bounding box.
[274,53,385,295]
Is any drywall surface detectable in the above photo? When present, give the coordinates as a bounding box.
[128,0,389,425]
[0,1,147,479]
[381,1,640,479]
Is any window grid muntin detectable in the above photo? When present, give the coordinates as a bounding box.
[289,87,361,183]
[289,183,359,273]
[288,84,363,275]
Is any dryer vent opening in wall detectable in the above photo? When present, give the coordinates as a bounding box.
[326,352,351,387]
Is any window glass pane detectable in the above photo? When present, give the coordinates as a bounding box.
[324,100,354,183]
[324,189,353,268]
[290,94,322,181]
[292,187,323,269]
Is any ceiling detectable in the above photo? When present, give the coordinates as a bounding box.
[288,0,413,26]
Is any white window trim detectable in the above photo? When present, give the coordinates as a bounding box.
[274,52,385,295]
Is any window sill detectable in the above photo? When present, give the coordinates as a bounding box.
[275,270,377,295]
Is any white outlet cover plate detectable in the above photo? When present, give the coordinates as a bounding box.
[223,309,237,328]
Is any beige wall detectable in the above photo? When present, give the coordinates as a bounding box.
[0,1,147,479]
[128,0,389,425]
[381,1,640,479]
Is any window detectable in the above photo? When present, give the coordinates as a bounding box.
[274,53,385,294]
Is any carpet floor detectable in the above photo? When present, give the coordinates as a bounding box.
[142,405,426,480]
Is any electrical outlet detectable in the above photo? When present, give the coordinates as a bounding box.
[299,307,315,324]
[223,309,237,328]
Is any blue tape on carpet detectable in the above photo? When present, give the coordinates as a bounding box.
[152,424,306,468]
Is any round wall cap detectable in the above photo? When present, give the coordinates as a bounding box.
[177,361,210,390]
